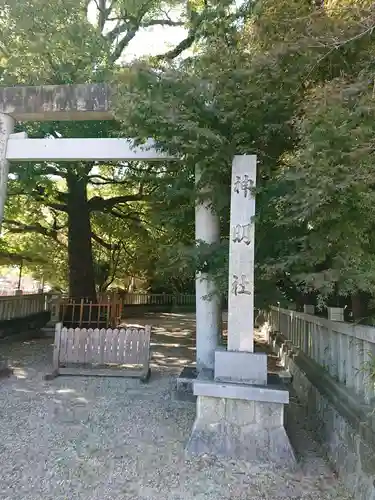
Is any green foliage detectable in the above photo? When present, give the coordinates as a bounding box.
[112,1,302,303]
[4,0,375,309]
[113,0,375,311]
[0,0,215,296]
[0,0,110,84]
[278,75,375,297]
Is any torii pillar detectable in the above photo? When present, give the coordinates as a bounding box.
[195,165,221,372]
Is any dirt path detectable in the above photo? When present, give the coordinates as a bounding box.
[0,314,352,500]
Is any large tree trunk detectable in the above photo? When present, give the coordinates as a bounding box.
[66,172,97,301]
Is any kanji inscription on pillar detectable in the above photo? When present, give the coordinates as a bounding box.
[231,274,251,296]
[232,223,252,245]
[233,174,254,198]
[227,155,256,352]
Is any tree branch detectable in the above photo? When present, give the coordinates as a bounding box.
[3,219,66,247]
[109,30,138,63]
[10,160,68,179]
[88,193,144,212]
[30,191,68,212]
[142,19,184,28]
[91,232,119,250]
[88,174,131,186]
[153,2,210,61]
[104,244,122,290]
[106,20,132,42]
[46,202,68,212]
[93,0,107,32]
[33,164,68,178]
[153,2,250,61]
[108,208,134,220]
[157,32,196,60]
[107,0,184,62]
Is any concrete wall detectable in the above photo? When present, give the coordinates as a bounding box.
[270,332,375,500]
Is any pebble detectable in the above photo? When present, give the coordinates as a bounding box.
[0,337,353,500]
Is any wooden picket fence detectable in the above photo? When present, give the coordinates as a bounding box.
[59,296,123,329]
[47,323,152,381]
[0,293,48,321]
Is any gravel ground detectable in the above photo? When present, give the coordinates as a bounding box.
[0,324,353,500]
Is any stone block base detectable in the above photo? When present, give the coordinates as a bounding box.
[186,384,295,467]
[214,349,267,385]
[175,366,197,402]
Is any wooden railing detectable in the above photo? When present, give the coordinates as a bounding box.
[0,293,48,321]
[123,293,195,306]
[51,293,196,328]
[269,306,375,403]
[59,296,123,329]
[0,292,196,325]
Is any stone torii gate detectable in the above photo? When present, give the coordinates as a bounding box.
[0,83,220,372]
[0,84,294,464]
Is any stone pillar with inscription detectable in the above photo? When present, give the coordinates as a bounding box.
[187,155,295,467]
[214,155,268,385]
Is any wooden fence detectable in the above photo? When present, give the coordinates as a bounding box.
[269,306,375,403]
[59,297,122,329]
[0,292,196,326]
[54,293,196,328]
[123,293,195,306]
[0,293,48,321]
[49,323,151,380]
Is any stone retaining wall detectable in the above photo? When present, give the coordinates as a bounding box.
[269,331,375,500]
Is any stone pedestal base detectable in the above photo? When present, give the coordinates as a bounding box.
[214,349,267,385]
[186,380,295,467]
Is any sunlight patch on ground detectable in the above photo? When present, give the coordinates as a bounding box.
[120,323,145,328]
[75,397,89,404]
[159,313,188,318]
[150,342,186,348]
[56,388,76,394]
[12,367,27,379]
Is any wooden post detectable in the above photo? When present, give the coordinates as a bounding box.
[88,301,92,325]
[50,294,61,323]
[110,292,116,328]
[53,323,62,371]
[71,300,75,325]
[79,298,84,328]
[97,302,101,329]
